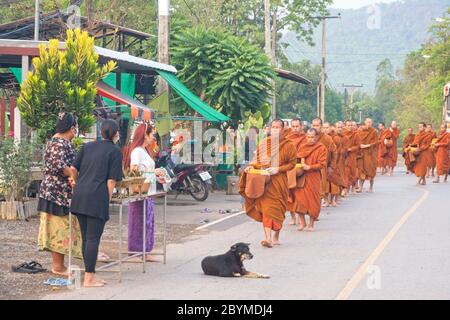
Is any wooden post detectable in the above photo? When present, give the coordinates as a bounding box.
[157,0,170,95]
[0,97,5,138]
[320,19,326,122]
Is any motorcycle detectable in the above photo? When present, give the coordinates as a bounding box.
[155,150,212,201]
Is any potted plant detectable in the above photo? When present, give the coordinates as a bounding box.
[0,138,36,220]
[17,28,116,143]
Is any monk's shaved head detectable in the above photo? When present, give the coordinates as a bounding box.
[306,128,319,145]
[271,119,284,137]
[271,119,285,128]
[335,121,344,134]
[419,122,426,132]
[365,118,373,128]
[312,118,323,132]
[291,118,302,133]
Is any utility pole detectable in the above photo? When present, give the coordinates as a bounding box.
[34,0,39,41]
[87,0,94,28]
[317,84,320,118]
[158,0,170,94]
[312,14,341,121]
[264,0,277,120]
[342,84,363,120]
[271,8,277,117]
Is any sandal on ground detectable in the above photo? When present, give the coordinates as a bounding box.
[28,261,47,273]
[11,262,40,274]
[43,278,71,286]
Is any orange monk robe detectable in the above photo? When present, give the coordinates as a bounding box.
[429,131,438,170]
[239,131,297,230]
[434,130,450,176]
[328,132,345,194]
[284,129,307,212]
[411,131,434,178]
[294,142,328,219]
[333,132,351,189]
[377,128,393,168]
[388,127,400,168]
[357,127,379,180]
[344,130,361,187]
[402,133,416,172]
[316,133,336,196]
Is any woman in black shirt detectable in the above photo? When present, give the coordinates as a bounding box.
[71,120,123,287]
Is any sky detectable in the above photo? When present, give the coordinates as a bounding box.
[329,0,401,9]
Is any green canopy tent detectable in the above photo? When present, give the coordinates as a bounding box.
[157,70,230,123]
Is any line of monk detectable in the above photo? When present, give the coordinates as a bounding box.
[377,121,400,176]
[432,124,450,183]
[240,118,449,248]
[402,127,416,174]
[405,122,437,185]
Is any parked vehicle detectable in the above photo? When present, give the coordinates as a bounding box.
[155,150,212,201]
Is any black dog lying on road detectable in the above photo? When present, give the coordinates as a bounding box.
[201,243,270,279]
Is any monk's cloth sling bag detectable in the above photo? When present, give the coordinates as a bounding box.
[244,172,271,199]
[384,138,393,148]
[296,159,306,188]
[296,173,306,188]
[243,135,288,199]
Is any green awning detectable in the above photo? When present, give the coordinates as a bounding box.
[157,70,230,122]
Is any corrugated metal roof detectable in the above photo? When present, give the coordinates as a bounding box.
[95,46,176,74]
[0,39,176,74]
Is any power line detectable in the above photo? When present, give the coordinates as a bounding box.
[181,0,200,23]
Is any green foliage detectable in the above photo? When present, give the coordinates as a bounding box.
[393,9,450,134]
[242,109,266,132]
[17,29,116,143]
[283,0,449,92]
[0,138,35,202]
[276,58,343,123]
[72,136,85,152]
[172,0,331,47]
[171,27,275,125]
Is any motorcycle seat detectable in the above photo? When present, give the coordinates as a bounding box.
[174,163,199,173]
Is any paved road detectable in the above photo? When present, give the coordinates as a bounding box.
[45,170,450,300]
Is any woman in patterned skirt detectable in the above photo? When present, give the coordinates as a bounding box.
[37,112,82,276]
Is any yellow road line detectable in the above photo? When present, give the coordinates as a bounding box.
[335,190,430,300]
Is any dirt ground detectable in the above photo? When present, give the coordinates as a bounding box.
[0,214,197,300]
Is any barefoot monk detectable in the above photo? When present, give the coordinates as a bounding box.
[239,119,296,248]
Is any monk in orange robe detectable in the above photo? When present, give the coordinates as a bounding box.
[402,128,416,174]
[333,121,351,198]
[285,118,307,225]
[408,122,435,185]
[357,118,379,193]
[387,121,400,175]
[294,128,328,232]
[426,124,437,178]
[377,122,393,175]
[239,119,296,248]
[311,119,336,207]
[322,122,342,206]
[432,124,450,183]
[344,121,361,193]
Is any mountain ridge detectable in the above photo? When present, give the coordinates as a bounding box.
[281,0,450,92]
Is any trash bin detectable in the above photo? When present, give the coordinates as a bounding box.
[227,176,240,195]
